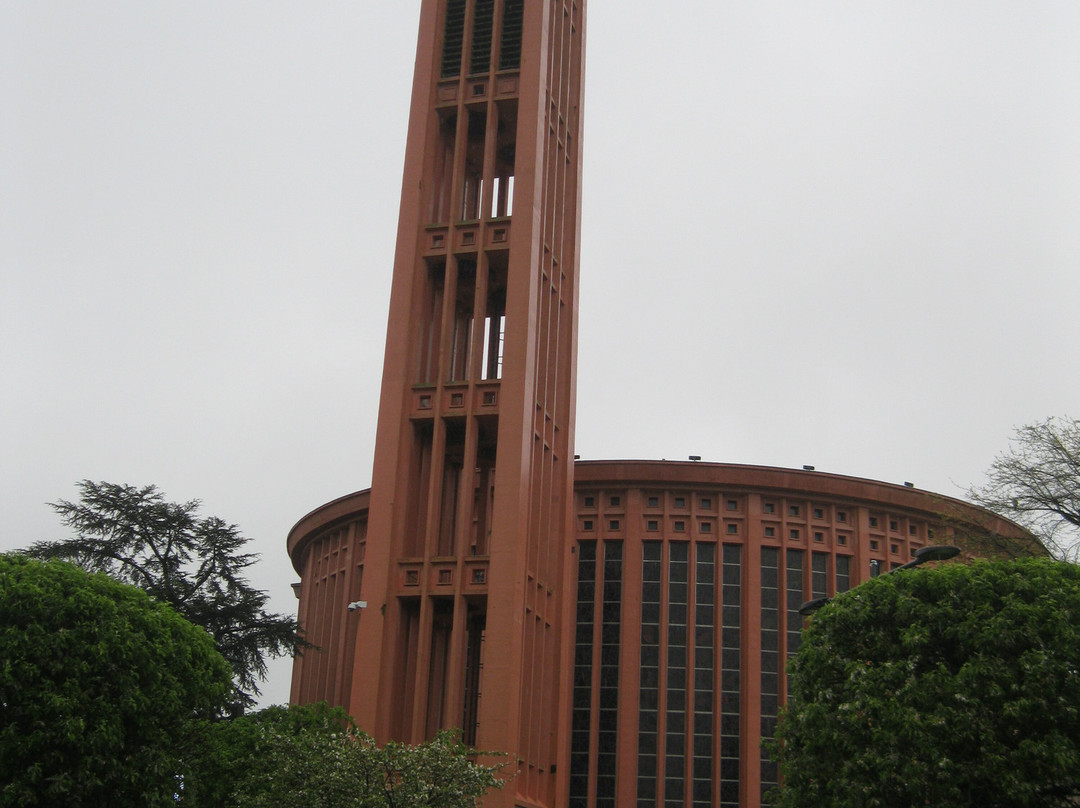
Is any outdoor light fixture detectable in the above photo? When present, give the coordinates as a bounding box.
[892,544,961,571]
[347,600,368,612]
[689,455,701,461]
[803,465,815,471]
[799,596,829,613]
[798,545,961,615]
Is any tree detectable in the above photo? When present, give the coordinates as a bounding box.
[770,558,1080,808]
[0,554,232,807]
[184,703,505,808]
[26,480,304,707]
[969,416,1080,563]
[182,701,357,806]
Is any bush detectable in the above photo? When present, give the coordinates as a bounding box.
[0,555,232,807]
[772,558,1080,808]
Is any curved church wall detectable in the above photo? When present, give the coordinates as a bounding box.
[287,460,1033,807]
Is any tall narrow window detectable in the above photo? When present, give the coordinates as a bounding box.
[430,113,457,223]
[637,542,662,807]
[571,540,622,808]
[437,462,460,555]
[417,261,445,384]
[836,555,851,594]
[490,177,502,218]
[692,544,715,808]
[468,424,496,556]
[490,175,515,217]
[491,100,517,218]
[720,545,741,808]
[404,424,433,556]
[441,0,466,78]
[436,420,466,556]
[760,547,780,803]
[462,609,486,745]
[448,262,476,382]
[482,257,507,380]
[470,463,495,555]
[569,542,596,805]
[785,549,805,661]
[392,600,422,738]
[460,110,487,221]
[425,599,454,737]
[665,543,689,808]
[480,314,504,379]
[596,542,622,808]
[499,0,524,70]
[811,552,829,600]
[470,0,495,74]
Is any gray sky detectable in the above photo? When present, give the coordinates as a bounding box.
[3,2,1079,707]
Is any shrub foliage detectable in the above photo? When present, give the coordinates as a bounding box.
[0,555,232,807]
[772,559,1080,808]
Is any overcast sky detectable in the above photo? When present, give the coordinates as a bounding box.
[3,2,1078,706]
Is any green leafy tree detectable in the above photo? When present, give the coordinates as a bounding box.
[771,558,1080,808]
[185,703,505,808]
[182,702,354,806]
[0,554,232,807]
[969,416,1080,563]
[26,480,304,707]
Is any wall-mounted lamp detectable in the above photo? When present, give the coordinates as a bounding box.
[347,600,368,612]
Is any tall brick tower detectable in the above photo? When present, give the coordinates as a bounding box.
[344,2,584,805]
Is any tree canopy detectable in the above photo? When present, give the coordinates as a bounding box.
[0,554,232,807]
[25,480,304,707]
[969,416,1080,563]
[184,703,505,808]
[771,558,1080,808]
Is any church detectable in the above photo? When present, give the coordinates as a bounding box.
[286,3,1029,806]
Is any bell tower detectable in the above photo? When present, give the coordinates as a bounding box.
[350,2,585,805]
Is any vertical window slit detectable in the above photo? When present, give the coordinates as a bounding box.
[481,257,506,380]
[692,544,715,808]
[786,550,806,662]
[760,547,780,804]
[470,0,495,75]
[449,261,476,382]
[436,420,466,556]
[462,609,486,745]
[665,543,689,808]
[720,545,741,808]
[461,110,487,221]
[596,542,622,808]
[569,541,597,805]
[637,542,662,807]
[499,0,524,70]
[836,555,851,594]
[442,0,466,78]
